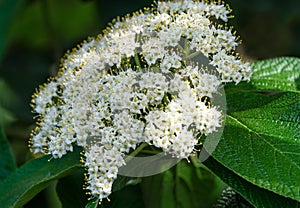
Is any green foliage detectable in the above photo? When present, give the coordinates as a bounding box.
[1,56,299,207]
[141,160,226,208]
[208,91,300,202]
[8,0,99,49]
[0,126,16,182]
[0,8,299,206]
[204,157,299,208]
[251,57,300,92]
[0,147,82,208]
[212,187,253,208]
[205,57,300,207]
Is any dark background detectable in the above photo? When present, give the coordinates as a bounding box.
[0,0,299,207]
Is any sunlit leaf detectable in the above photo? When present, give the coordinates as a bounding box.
[207,91,300,202]
[251,57,300,92]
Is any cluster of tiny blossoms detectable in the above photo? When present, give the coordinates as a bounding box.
[30,0,252,201]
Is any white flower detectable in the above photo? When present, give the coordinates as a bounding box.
[85,145,125,199]
[142,37,167,65]
[30,0,252,201]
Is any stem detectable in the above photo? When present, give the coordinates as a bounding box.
[134,51,142,69]
[184,38,190,55]
[190,153,214,173]
[177,43,184,52]
[140,149,161,155]
[125,142,148,162]
[190,153,200,167]
[185,51,201,60]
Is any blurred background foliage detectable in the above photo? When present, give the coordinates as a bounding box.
[0,0,299,207]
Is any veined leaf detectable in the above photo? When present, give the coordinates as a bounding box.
[203,156,300,208]
[0,147,82,208]
[0,126,16,182]
[251,57,300,92]
[207,91,300,202]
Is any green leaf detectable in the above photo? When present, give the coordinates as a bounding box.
[203,156,300,208]
[175,160,226,208]
[0,126,16,182]
[0,147,82,208]
[141,160,226,208]
[251,57,300,92]
[208,91,300,202]
[56,168,88,208]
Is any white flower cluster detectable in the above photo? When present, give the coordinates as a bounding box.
[85,146,125,199]
[30,0,252,201]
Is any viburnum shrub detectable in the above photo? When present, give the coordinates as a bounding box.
[29,0,251,201]
[0,0,299,207]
